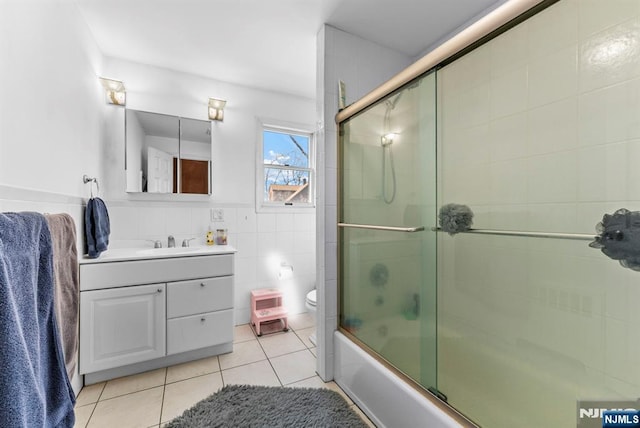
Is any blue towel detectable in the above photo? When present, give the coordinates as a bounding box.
[0,212,75,427]
[85,197,110,258]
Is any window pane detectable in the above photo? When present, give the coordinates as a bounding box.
[264,167,311,203]
[263,130,309,168]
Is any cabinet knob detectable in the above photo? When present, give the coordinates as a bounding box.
[157,288,163,293]
[200,283,205,287]
[200,317,206,322]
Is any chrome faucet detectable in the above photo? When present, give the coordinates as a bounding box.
[168,235,175,248]
[147,239,162,248]
[182,238,195,247]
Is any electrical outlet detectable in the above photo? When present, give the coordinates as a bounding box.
[210,208,224,222]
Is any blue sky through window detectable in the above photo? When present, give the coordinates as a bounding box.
[263,130,309,167]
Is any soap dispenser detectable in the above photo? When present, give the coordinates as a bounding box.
[206,226,215,246]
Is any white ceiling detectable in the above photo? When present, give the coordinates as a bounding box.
[75,0,506,99]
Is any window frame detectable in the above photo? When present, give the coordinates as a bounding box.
[256,119,315,212]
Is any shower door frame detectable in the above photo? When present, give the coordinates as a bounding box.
[332,0,560,426]
[336,74,473,426]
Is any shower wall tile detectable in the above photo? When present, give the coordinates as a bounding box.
[605,317,628,380]
[526,203,578,234]
[489,113,528,162]
[579,17,640,93]
[451,124,490,166]
[448,48,491,94]
[489,159,528,205]
[325,280,338,318]
[526,152,578,203]
[527,98,578,156]
[578,78,640,147]
[325,167,338,207]
[457,83,490,128]
[578,0,639,39]
[577,142,628,202]
[325,242,337,281]
[527,45,578,108]
[490,21,529,76]
[489,66,528,119]
[626,139,640,199]
[527,0,578,59]
[439,1,640,420]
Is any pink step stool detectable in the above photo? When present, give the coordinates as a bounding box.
[250,288,289,336]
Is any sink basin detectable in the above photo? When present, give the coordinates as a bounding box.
[80,245,236,263]
[135,247,205,256]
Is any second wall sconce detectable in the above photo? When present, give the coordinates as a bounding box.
[208,97,226,121]
[99,77,126,106]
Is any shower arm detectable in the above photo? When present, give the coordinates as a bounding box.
[338,223,425,233]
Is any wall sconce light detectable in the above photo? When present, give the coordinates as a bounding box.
[99,77,126,106]
[208,98,226,121]
[278,261,294,280]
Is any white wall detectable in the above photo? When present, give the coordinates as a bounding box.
[0,0,103,198]
[0,0,105,394]
[101,58,316,323]
[316,24,413,380]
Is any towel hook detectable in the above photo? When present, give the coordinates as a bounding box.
[83,175,100,198]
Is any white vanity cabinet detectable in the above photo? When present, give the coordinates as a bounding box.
[79,250,235,383]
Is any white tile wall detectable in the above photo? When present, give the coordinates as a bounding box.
[438,0,640,426]
[318,25,412,381]
[103,204,316,324]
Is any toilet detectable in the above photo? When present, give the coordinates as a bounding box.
[305,289,317,346]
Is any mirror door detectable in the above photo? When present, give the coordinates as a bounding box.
[125,109,212,195]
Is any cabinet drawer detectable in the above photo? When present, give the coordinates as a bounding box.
[167,276,233,319]
[80,254,234,291]
[167,309,233,355]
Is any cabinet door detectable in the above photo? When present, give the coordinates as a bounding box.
[80,283,166,374]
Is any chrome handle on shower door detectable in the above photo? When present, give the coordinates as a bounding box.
[338,223,425,233]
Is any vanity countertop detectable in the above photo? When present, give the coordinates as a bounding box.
[80,245,237,264]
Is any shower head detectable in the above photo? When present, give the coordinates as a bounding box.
[385,93,403,110]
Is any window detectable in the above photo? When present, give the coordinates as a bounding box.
[258,124,314,209]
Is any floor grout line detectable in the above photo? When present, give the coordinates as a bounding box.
[157,367,168,427]
[254,330,284,386]
[78,320,328,427]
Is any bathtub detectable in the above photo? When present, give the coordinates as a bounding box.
[334,332,469,428]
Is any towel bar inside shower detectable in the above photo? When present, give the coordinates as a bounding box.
[431,227,595,241]
[338,223,425,233]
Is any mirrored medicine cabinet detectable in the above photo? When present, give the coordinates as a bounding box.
[125,109,212,195]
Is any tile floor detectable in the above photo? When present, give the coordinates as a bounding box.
[73,313,375,428]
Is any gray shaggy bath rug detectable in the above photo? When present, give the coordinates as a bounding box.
[164,384,370,427]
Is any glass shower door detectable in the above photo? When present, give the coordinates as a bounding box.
[339,71,437,391]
